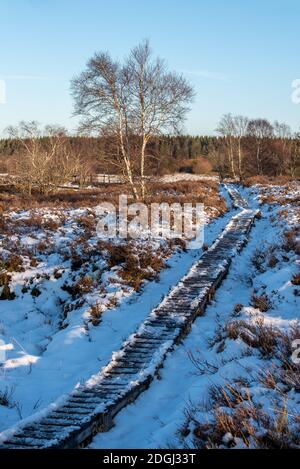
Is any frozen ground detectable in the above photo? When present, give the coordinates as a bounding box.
[158,174,219,183]
[90,182,300,449]
[0,185,231,431]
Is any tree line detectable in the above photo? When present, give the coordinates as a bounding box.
[1,125,299,184]
[212,114,300,180]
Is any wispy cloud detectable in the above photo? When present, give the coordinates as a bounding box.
[1,75,49,80]
[180,69,228,81]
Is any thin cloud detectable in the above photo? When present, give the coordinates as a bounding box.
[180,69,228,81]
[1,75,49,80]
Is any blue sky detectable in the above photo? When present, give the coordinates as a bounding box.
[0,0,299,135]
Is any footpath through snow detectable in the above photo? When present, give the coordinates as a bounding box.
[90,183,300,449]
[0,185,259,448]
[0,186,230,432]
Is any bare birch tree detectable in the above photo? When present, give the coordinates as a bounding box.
[233,115,249,180]
[71,40,194,200]
[6,121,82,194]
[216,114,237,179]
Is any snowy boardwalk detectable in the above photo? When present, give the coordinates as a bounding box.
[0,189,258,449]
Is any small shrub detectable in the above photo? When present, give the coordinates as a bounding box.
[233,303,243,315]
[106,295,119,309]
[90,303,103,326]
[36,241,48,252]
[291,273,300,286]
[106,244,130,267]
[226,319,278,357]
[43,218,60,231]
[268,255,279,268]
[139,248,165,273]
[70,249,84,270]
[251,249,266,272]
[0,387,14,407]
[171,238,187,251]
[75,215,95,231]
[31,286,41,297]
[2,254,24,273]
[53,269,63,279]
[251,294,272,312]
[0,272,11,286]
[20,215,43,229]
[75,275,94,294]
[30,258,38,268]
[120,255,144,291]
[63,275,95,297]
[283,229,300,254]
[0,285,15,300]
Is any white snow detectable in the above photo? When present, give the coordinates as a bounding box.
[0,186,232,432]
[89,182,300,449]
[1,181,298,449]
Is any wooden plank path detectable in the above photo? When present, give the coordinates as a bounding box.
[0,188,258,449]
[225,184,248,209]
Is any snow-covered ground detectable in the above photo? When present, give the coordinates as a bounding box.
[158,173,219,183]
[90,182,300,449]
[58,173,219,188]
[0,185,231,432]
